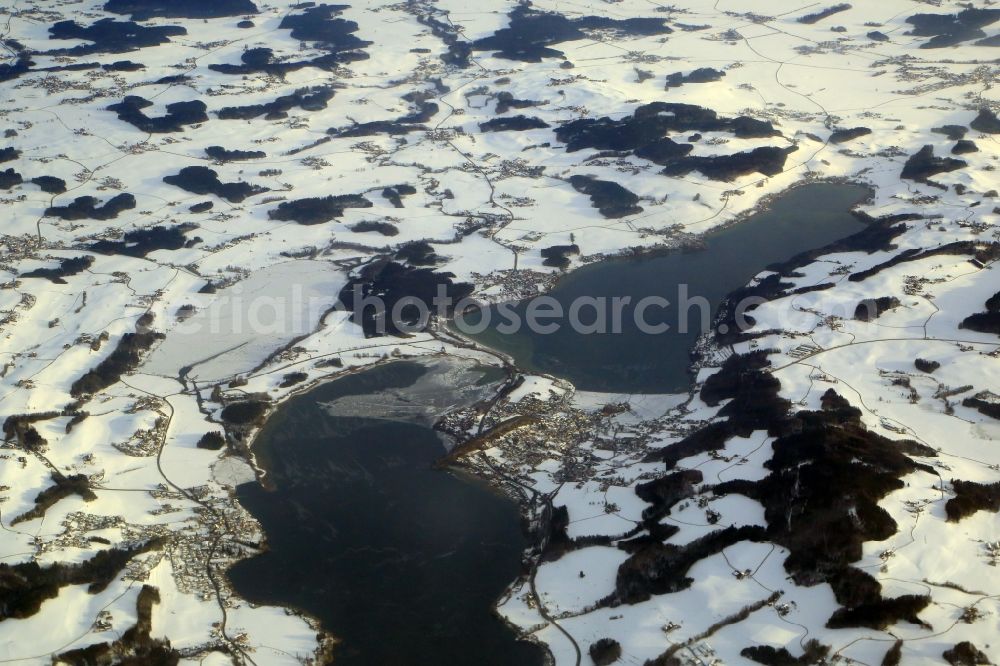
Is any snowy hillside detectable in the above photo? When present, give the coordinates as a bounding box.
[0,0,998,664]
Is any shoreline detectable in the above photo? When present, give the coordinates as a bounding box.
[468,175,877,309]
[222,353,555,664]
[204,175,879,663]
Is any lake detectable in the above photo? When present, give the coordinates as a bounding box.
[229,182,872,664]
[227,359,546,666]
[461,183,872,393]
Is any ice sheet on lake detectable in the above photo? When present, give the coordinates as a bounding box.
[319,357,500,426]
[212,456,257,488]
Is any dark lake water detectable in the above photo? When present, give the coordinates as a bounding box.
[227,360,545,666]
[461,183,871,393]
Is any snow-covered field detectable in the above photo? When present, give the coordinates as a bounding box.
[0,0,997,663]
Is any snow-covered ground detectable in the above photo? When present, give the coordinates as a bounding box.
[0,0,997,663]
